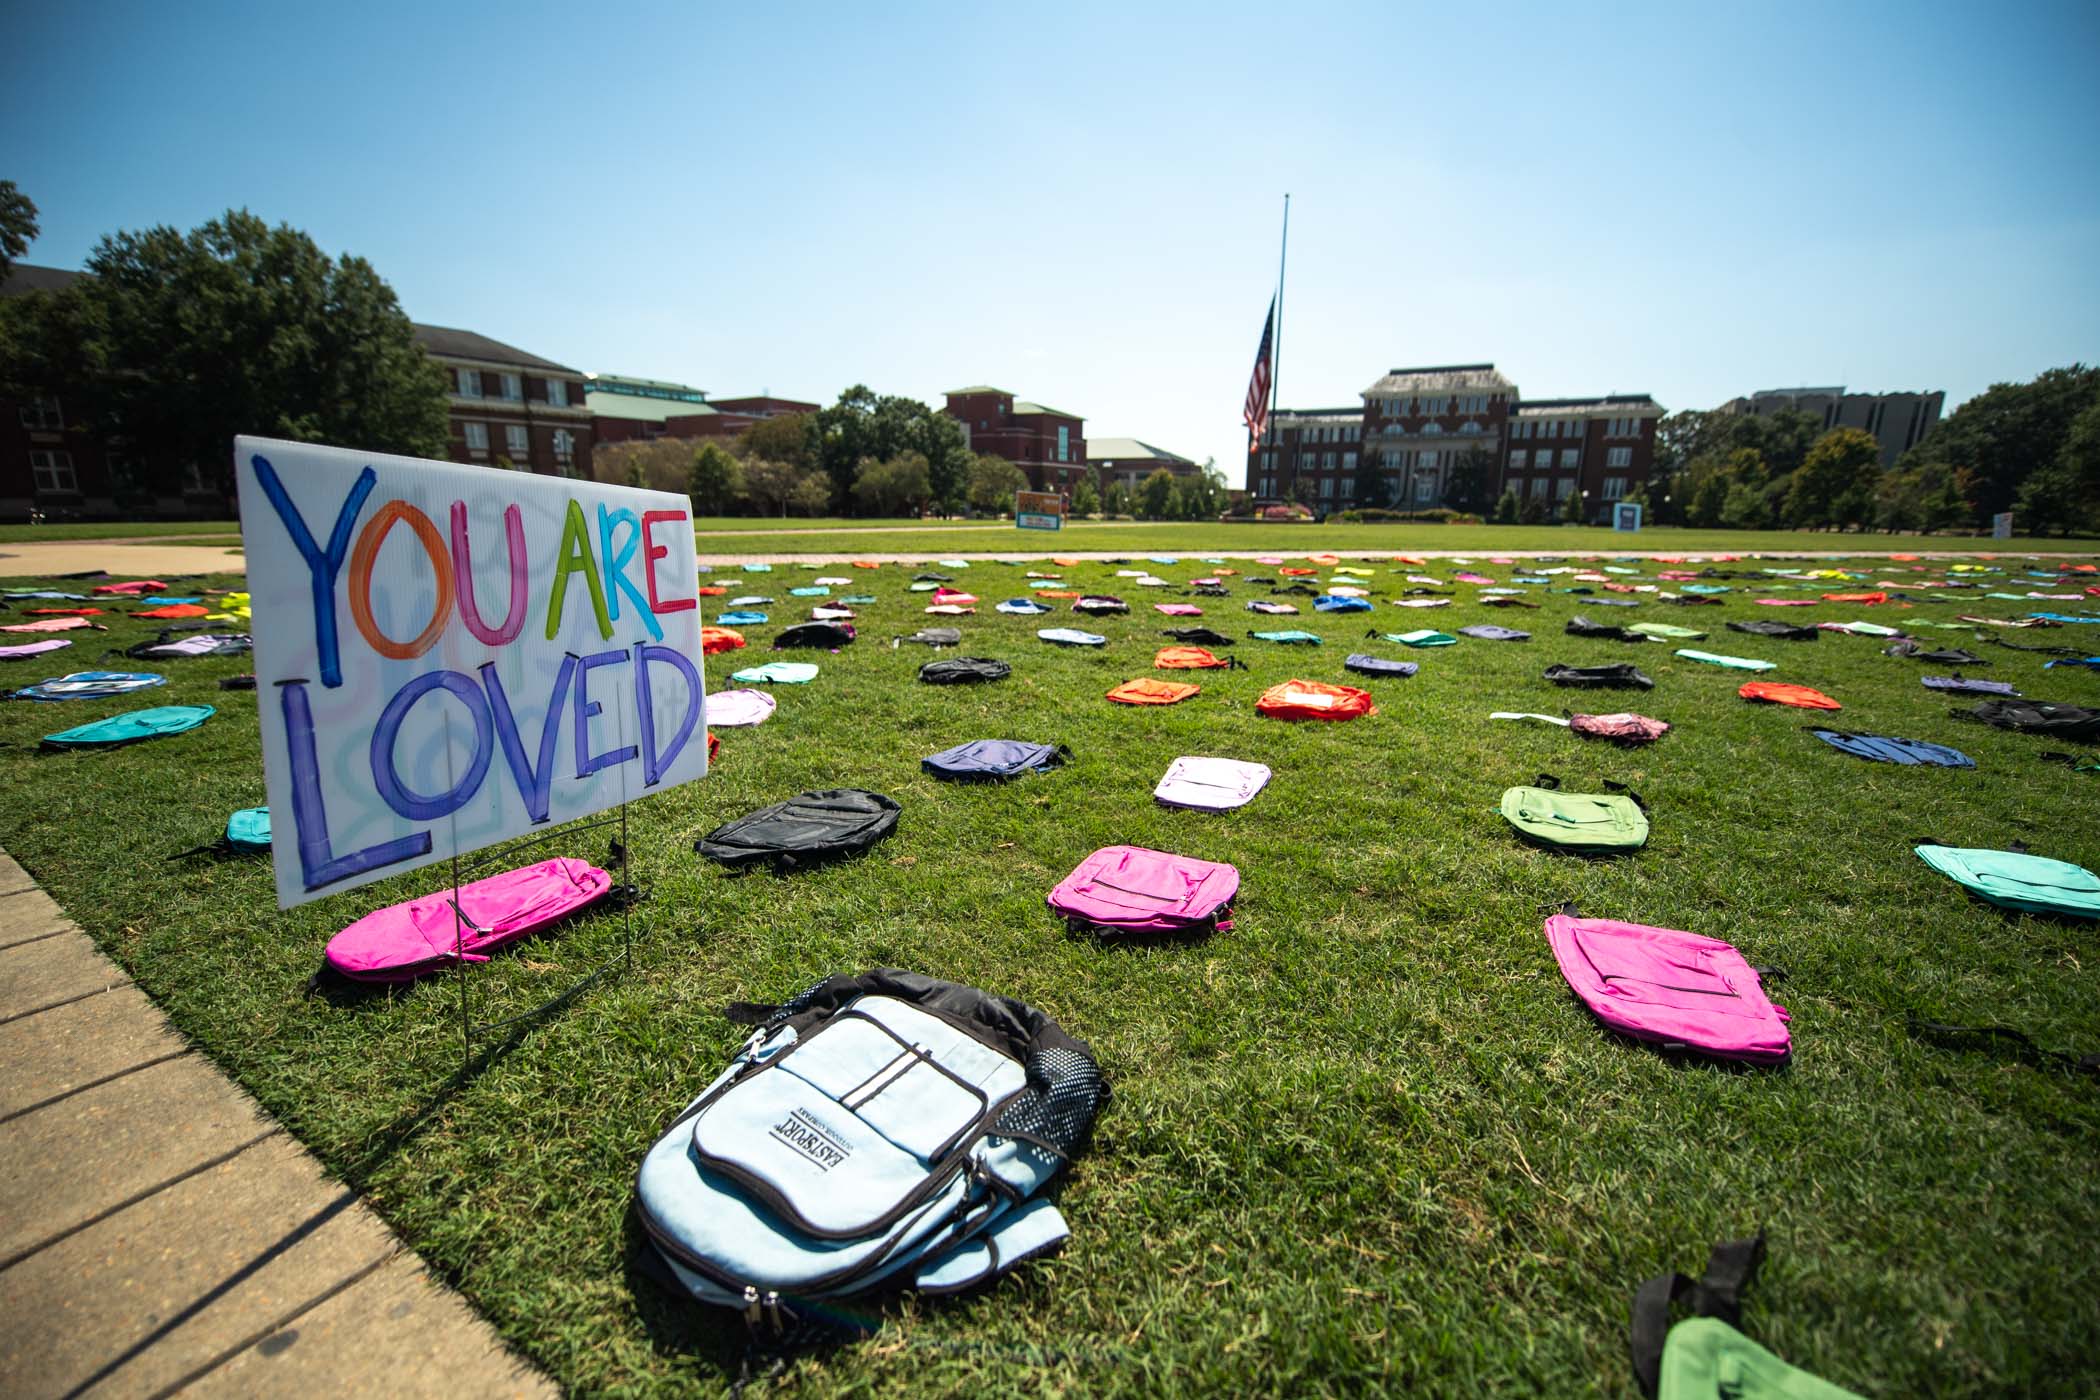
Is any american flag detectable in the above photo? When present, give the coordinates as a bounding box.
[1242,296,1275,449]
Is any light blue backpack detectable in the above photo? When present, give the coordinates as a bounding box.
[636,970,1107,1327]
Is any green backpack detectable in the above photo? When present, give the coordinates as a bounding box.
[1498,773,1648,851]
[1913,842,2100,919]
[1633,1235,1861,1399]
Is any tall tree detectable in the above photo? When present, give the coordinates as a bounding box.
[1140,467,1176,519]
[687,441,745,515]
[742,457,805,517]
[16,209,446,498]
[1900,366,2100,525]
[0,180,37,280]
[852,451,931,516]
[2015,389,2100,535]
[1071,477,1100,517]
[965,452,1027,514]
[737,412,814,473]
[1785,427,1881,529]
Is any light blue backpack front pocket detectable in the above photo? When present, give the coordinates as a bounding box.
[690,999,1016,1238]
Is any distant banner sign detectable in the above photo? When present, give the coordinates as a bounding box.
[235,437,708,908]
[1015,490,1065,531]
[1992,511,2013,540]
[1613,502,1643,532]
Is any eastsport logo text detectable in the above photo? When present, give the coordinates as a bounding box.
[770,1109,850,1171]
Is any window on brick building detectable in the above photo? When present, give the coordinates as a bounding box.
[29,450,77,493]
[464,422,489,454]
[1340,476,1354,498]
[1604,477,1627,500]
[1319,476,1333,498]
[1608,447,1632,468]
[500,373,523,401]
[1557,477,1574,500]
[506,424,529,458]
[19,395,63,430]
[1561,449,1579,469]
[1057,426,1069,462]
[553,430,574,469]
[457,370,482,397]
[1530,476,1550,500]
[547,380,569,407]
[1510,450,1528,470]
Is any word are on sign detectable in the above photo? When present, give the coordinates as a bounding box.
[235,437,709,908]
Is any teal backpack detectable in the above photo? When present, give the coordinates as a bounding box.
[1633,1235,1861,1399]
[172,806,271,860]
[1913,841,2100,919]
[1499,774,1649,852]
[42,705,214,750]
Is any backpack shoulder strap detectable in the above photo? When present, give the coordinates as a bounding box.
[1630,1233,1764,1397]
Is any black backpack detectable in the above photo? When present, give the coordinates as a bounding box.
[695,789,900,869]
[1728,620,1818,642]
[1566,616,1649,642]
[1546,662,1655,690]
[919,657,1011,685]
[1956,698,2100,744]
[774,621,855,649]
[1073,596,1128,615]
[1162,627,1235,646]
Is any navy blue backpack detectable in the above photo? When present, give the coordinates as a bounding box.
[1343,654,1418,678]
[922,739,1071,782]
[1809,730,1975,768]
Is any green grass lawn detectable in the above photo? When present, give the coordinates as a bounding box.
[1,557,2096,1395]
[686,520,2100,558]
[0,519,239,543]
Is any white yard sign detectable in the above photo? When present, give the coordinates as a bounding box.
[235,437,707,908]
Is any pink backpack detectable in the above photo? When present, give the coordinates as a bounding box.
[323,858,614,982]
[1545,911,1791,1064]
[1570,711,1670,744]
[1047,846,1238,936]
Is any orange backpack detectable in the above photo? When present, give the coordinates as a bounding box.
[1738,681,1841,710]
[1154,646,1239,670]
[1107,678,1201,706]
[1255,679,1377,721]
[701,626,746,655]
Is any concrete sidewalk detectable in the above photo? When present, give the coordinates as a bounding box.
[0,850,557,1399]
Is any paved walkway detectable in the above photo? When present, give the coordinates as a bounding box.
[0,540,247,578]
[0,850,557,1400]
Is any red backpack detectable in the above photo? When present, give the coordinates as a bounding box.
[1738,681,1841,710]
[1154,646,1240,670]
[1255,679,1376,721]
[1107,678,1200,706]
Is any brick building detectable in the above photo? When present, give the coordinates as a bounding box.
[587,378,819,446]
[1247,362,1662,522]
[1,264,159,520]
[1504,396,1663,519]
[585,374,715,444]
[1086,437,1203,494]
[1246,408,1363,507]
[941,387,1087,494]
[413,325,593,475]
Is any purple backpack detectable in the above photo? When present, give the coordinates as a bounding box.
[1047,846,1238,936]
[1545,911,1791,1064]
[323,858,614,982]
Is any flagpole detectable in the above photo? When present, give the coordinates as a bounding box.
[1270,193,1290,489]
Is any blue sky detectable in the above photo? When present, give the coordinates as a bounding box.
[5,1,2096,485]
